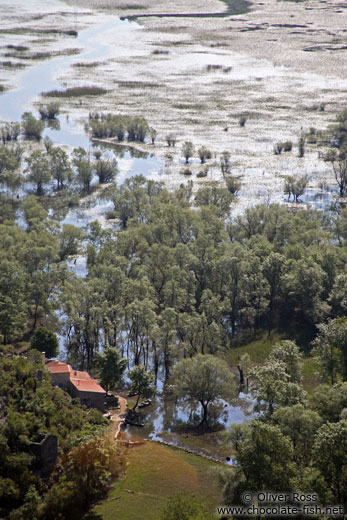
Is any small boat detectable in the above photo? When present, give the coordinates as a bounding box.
[138,399,152,408]
[125,418,144,427]
[127,391,138,397]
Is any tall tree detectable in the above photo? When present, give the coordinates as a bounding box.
[96,347,127,394]
[174,354,236,429]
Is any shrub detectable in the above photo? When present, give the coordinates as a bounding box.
[273,142,283,155]
[21,112,45,141]
[182,141,194,164]
[166,134,177,147]
[180,167,192,175]
[197,166,209,178]
[95,158,118,183]
[198,146,212,164]
[0,123,20,143]
[225,175,241,195]
[38,102,60,120]
[283,140,293,152]
[298,136,306,157]
[220,151,231,174]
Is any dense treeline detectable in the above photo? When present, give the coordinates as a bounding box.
[219,340,347,512]
[1,170,347,374]
[60,175,347,377]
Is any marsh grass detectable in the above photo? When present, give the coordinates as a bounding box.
[0,28,77,36]
[73,61,100,68]
[117,80,162,89]
[6,44,29,51]
[42,86,107,98]
[0,61,26,69]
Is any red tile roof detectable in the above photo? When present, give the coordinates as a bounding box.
[70,377,105,393]
[46,361,105,394]
[46,360,72,374]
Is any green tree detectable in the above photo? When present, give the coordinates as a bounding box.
[182,141,194,164]
[0,145,19,180]
[251,359,306,417]
[0,260,26,343]
[49,147,72,190]
[312,420,347,507]
[21,112,45,141]
[194,182,233,217]
[30,326,59,359]
[128,365,155,411]
[310,382,347,422]
[97,347,127,394]
[94,156,118,184]
[174,354,236,429]
[226,421,297,502]
[313,317,347,384]
[273,404,322,465]
[26,151,51,195]
[197,146,211,164]
[58,224,84,261]
[72,147,92,192]
[268,340,302,384]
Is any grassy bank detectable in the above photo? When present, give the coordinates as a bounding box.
[90,439,223,520]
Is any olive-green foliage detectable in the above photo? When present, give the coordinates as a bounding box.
[38,102,60,120]
[30,326,59,358]
[0,354,107,518]
[21,112,45,141]
[41,435,124,520]
[128,365,155,411]
[224,421,298,503]
[96,347,127,393]
[160,493,214,520]
[25,151,51,195]
[0,201,68,339]
[89,112,150,142]
[174,354,236,428]
[312,317,347,384]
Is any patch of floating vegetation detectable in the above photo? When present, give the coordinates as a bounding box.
[117,80,163,89]
[42,86,108,98]
[72,61,101,68]
[3,49,80,60]
[121,0,250,20]
[5,44,29,51]
[0,28,78,36]
[0,61,26,69]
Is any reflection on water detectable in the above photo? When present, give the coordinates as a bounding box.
[126,388,255,463]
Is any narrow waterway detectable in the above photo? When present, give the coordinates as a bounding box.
[0,16,140,148]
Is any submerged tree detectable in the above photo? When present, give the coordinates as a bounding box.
[174,354,235,429]
[26,151,51,195]
[128,365,155,412]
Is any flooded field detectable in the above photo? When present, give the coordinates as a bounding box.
[1,0,347,216]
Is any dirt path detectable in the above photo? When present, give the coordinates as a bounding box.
[110,395,128,441]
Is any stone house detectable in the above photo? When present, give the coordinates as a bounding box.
[46,360,106,412]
